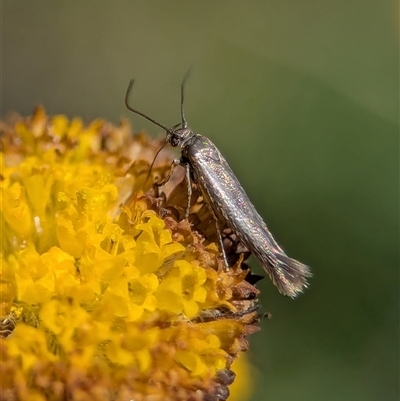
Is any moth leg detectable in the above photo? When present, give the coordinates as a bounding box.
[154,158,180,187]
[215,220,229,270]
[184,162,192,219]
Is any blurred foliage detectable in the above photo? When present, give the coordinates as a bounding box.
[2,1,398,401]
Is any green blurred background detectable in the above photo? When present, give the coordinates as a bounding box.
[2,1,398,400]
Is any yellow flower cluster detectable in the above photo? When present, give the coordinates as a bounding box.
[0,108,259,401]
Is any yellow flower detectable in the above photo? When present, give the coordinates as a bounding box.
[0,107,260,401]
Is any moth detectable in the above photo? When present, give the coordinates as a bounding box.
[125,78,311,298]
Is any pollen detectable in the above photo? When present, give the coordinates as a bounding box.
[0,107,261,401]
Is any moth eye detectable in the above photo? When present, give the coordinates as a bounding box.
[170,136,180,147]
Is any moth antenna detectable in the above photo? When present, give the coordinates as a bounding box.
[125,79,170,132]
[180,67,192,129]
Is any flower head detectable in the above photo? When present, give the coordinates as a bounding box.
[0,107,261,401]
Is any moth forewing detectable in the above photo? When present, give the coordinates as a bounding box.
[181,134,311,298]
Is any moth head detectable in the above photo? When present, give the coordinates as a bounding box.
[166,127,193,148]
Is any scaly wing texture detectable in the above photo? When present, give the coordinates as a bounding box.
[185,135,311,297]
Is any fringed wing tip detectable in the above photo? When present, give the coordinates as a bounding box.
[261,251,312,298]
